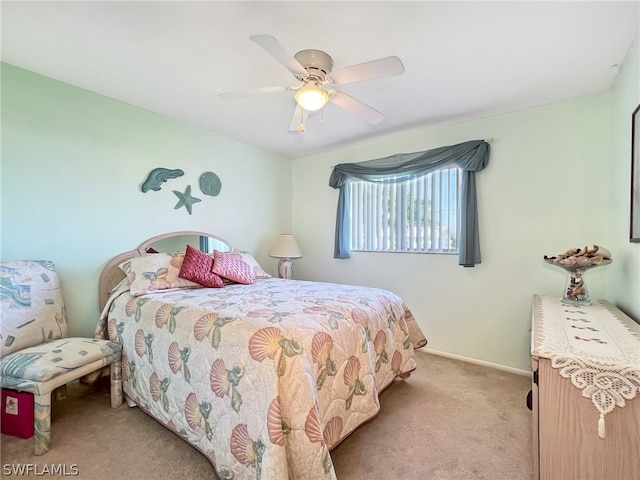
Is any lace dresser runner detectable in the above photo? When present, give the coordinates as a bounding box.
[531,294,640,439]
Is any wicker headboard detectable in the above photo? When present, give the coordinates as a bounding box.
[98,231,233,312]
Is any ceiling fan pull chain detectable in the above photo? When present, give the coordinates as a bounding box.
[298,108,306,134]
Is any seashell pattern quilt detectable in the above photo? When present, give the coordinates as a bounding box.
[97,277,427,479]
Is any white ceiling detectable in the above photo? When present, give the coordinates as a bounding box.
[2,1,638,158]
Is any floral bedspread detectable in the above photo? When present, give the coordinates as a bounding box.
[97,278,427,479]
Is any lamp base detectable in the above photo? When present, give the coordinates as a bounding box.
[277,258,293,279]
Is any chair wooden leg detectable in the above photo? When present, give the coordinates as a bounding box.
[54,385,67,402]
[33,393,52,456]
[110,360,123,408]
[80,370,101,384]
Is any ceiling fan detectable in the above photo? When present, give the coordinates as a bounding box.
[219,35,405,134]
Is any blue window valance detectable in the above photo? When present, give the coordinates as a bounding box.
[328,139,490,266]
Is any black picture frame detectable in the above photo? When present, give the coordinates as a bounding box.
[632,104,640,242]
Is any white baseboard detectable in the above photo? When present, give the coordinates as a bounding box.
[424,348,531,377]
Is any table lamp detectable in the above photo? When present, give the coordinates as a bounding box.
[268,234,302,279]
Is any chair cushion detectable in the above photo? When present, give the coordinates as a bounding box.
[0,261,68,358]
[0,338,121,384]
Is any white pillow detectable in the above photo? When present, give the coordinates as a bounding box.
[119,253,201,296]
[235,251,272,279]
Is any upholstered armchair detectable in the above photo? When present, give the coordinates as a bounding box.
[0,260,122,455]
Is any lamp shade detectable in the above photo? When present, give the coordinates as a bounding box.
[269,234,302,259]
[294,85,329,112]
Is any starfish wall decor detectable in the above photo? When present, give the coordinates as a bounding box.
[173,185,201,215]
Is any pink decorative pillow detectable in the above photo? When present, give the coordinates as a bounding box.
[212,250,253,285]
[179,245,224,288]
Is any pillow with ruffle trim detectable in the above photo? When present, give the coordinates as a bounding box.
[235,251,271,279]
[119,253,201,296]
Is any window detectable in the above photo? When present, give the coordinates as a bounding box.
[329,140,489,265]
[348,166,460,254]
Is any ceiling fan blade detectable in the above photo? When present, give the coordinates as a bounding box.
[288,105,310,132]
[218,85,294,100]
[250,34,309,80]
[329,91,385,124]
[327,56,404,86]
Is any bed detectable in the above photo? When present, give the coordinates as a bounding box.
[96,231,427,479]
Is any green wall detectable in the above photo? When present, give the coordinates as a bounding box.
[3,31,638,373]
[608,34,640,317]
[1,63,292,336]
[291,34,640,372]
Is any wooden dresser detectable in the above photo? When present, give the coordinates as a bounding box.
[530,294,640,480]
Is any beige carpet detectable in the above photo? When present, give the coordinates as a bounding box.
[1,350,533,480]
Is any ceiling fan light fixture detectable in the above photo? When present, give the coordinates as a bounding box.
[295,85,329,112]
